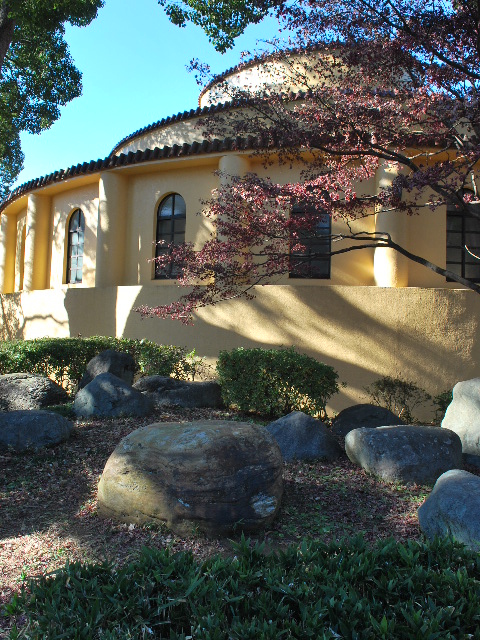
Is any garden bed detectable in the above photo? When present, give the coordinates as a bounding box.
[0,407,471,637]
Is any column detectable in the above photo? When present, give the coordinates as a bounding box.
[23,194,52,291]
[95,172,128,288]
[0,214,16,293]
[374,161,408,287]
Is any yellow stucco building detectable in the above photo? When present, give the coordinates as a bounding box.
[0,50,479,417]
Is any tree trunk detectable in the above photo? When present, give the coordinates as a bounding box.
[0,1,14,77]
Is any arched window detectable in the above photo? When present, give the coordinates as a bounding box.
[447,194,480,282]
[155,193,186,279]
[66,209,85,284]
[289,204,331,279]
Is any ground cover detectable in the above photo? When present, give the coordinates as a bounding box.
[0,407,475,637]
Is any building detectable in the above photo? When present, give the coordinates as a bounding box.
[0,49,479,416]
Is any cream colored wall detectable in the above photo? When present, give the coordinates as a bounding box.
[50,185,99,288]
[124,164,217,285]
[116,119,210,155]
[2,284,479,421]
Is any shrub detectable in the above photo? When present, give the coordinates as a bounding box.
[216,346,338,418]
[432,389,453,425]
[8,536,480,639]
[365,375,431,423]
[0,337,196,395]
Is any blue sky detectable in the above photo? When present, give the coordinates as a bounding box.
[15,0,279,187]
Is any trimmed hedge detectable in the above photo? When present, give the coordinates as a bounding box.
[0,337,198,394]
[216,346,338,418]
[7,536,480,639]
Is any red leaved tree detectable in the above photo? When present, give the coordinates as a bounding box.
[139,0,480,323]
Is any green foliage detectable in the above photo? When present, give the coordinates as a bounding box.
[0,336,197,394]
[8,536,480,639]
[216,346,338,418]
[432,389,453,425]
[0,0,103,198]
[365,376,432,423]
[159,0,275,52]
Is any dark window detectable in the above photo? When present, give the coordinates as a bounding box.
[67,209,85,284]
[289,205,331,279]
[155,193,186,279]
[447,198,480,282]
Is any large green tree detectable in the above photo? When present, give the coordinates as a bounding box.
[0,0,103,200]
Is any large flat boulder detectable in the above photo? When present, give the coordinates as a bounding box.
[418,469,480,551]
[97,420,283,535]
[442,378,480,467]
[133,375,223,409]
[0,410,73,452]
[79,349,136,390]
[74,372,154,418]
[266,411,343,461]
[345,425,463,484]
[331,404,400,438]
[0,373,69,411]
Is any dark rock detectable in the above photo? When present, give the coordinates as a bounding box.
[442,378,480,467]
[79,349,136,389]
[345,425,463,484]
[266,411,343,461]
[0,373,69,411]
[0,410,73,452]
[74,372,154,418]
[97,420,283,535]
[133,375,223,409]
[331,403,400,438]
[418,469,480,551]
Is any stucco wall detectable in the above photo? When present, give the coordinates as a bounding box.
[1,284,478,420]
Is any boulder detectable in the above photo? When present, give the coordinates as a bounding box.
[97,420,283,535]
[0,410,73,452]
[266,411,343,461]
[79,349,136,390]
[133,375,223,409]
[331,403,400,438]
[345,425,463,484]
[0,373,69,411]
[418,469,480,551]
[74,372,154,418]
[442,378,480,467]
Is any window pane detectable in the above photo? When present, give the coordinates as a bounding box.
[173,195,186,217]
[159,196,174,218]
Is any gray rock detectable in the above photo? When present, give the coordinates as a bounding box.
[79,349,136,390]
[97,420,283,535]
[0,373,69,411]
[345,425,463,484]
[133,375,223,409]
[418,469,480,551]
[0,410,73,452]
[331,403,401,438]
[266,410,343,462]
[442,378,480,467]
[74,372,154,418]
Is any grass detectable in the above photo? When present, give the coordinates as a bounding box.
[0,405,473,638]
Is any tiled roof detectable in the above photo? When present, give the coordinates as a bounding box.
[0,135,272,214]
[197,43,332,103]
[111,98,250,155]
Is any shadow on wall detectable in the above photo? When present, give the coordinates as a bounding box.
[119,284,480,417]
[0,293,25,340]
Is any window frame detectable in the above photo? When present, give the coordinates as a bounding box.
[155,193,186,280]
[288,204,332,279]
[446,196,480,283]
[66,208,85,285]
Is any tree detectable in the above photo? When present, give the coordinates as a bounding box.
[0,0,103,200]
[137,0,480,323]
